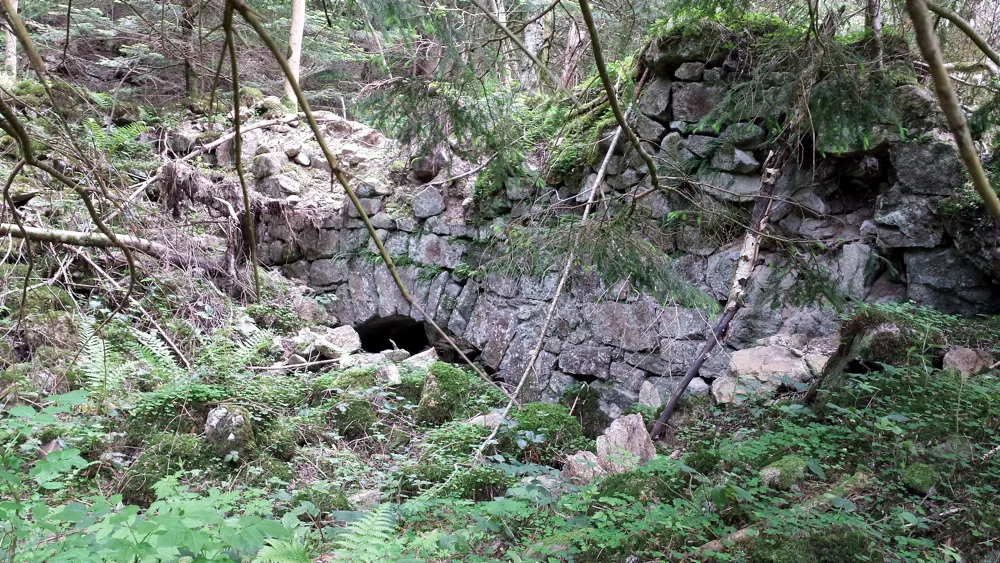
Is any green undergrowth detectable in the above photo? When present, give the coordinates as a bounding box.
[4,284,1000,561]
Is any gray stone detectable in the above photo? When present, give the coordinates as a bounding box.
[905,247,1000,315]
[561,451,606,485]
[319,325,363,355]
[695,170,761,202]
[674,62,705,81]
[680,134,716,158]
[293,153,310,166]
[259,175,301,197]
[576,173,612,203]
[309,258,350,287]
[638,77,672,122]
[874,184,943,248]
[375,363,402,384]
[889,132,964,196]
[711,143,759,174]
[610,362,647,393]
[729,345,811,390]
[892,84,946,130]
[942,347,993,376]
[411,234,466,268]
[638,377,680,407]
[402,348,438,370]
[703,68,724,83]
[638,191,671,219]
[723,122,765,149]
[205,405,254,453]
[370,212,396,230]
[558,345,613,379]
[728,307,784,350]
[672,82,723,122]
[252,152,286,179]
[413,186,446,218]
[347,198,382,218]
[169,128,199,156]
[464,295,517,369]
[596,414,656,474]
[635,113,666,143]
[705,246,740,300]
[643,32,728,74]
[505,176,535,201]
[585,299,661,351]
[829,243,875,300]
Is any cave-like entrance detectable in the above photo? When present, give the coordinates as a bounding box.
[356,314,431,355]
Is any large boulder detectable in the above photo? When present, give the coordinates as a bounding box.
[558,345,613,379]
[942,347,994,375]
[412,186,445,218]
[672,82,724,122]
[561,450,606,485]
[205,405,255,455]
[712,345,810,403]
[874,184,944,248]
[596,414,656,474]
[889,132,964,196]
[695,170,761,203]
[904,247,1000,315]
[642,25,729,74]
[638,77,672,122]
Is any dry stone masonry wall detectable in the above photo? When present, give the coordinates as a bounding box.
[196,30,1000,420]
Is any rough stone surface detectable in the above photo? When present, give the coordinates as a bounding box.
[205,405,254,453]
[375,363,402,384]
[558,345,613,379]
[889,131,964,196]
[696,170,761,202]
[561,451,606,485]
[596,414,656,474]
[638,77,672,122]
[905,247,1000,315]
[674,62,705,81]
[412,187,446,218]
[672,82,723,122]
[402,348,438,370]
[874,184,944,248]
[712,346,810,403]
[943,347,994,376]
[710,143,759,174]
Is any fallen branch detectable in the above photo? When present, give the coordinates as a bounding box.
[0,222,224,275]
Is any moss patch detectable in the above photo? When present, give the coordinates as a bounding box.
[415,362,470,425]
[760,455,807,490]
[901,462,937,494]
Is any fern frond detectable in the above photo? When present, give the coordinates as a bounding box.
[232,330,274,370]
[332,504,397,562]
[132,330,183,381]
[78,316,127,399]
[253,539,311,563]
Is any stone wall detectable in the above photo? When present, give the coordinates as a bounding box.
[235,29,1000,419]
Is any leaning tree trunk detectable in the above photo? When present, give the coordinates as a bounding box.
[650,9,843,440]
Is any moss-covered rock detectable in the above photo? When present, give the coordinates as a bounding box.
[393,370,425,403]
[748,528,881,563]
[4,286,75,316]
[901,462,937,494]
[596,460,684,502]
[261,416,299,462]
[205,404,257,457]
[396,462,516,501]
[415,362,470,425]
[21,311,78,351]
[121,433,213,505]
[506,402,584,464]
[749,539,814,563]
[760,455,807,490]
[328,397,377,441]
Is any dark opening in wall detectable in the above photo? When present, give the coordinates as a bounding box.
[356,315,430,355]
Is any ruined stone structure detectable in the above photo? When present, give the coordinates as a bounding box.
[182,28,1000,419]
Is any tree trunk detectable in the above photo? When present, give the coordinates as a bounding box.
[909,0,1000,222]
[1,0,17,88]
[181,0,199,98]
[285,0,306,109]
[866,0,883,65]
[560,17,584,88]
